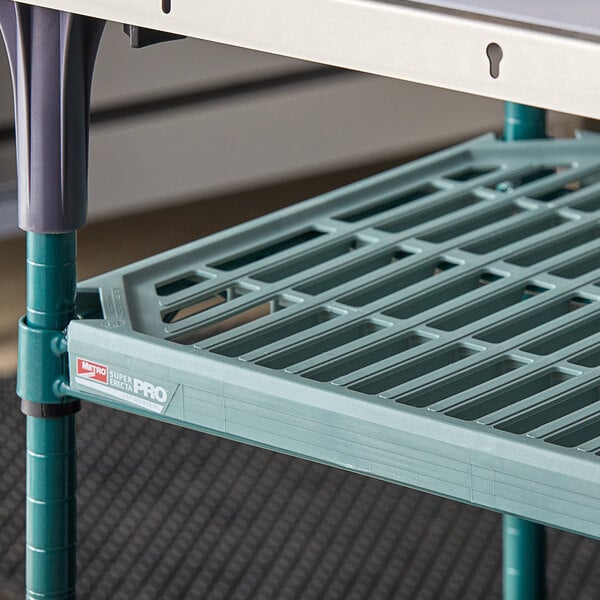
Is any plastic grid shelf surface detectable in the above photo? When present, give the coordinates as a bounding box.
[68,133,600,538]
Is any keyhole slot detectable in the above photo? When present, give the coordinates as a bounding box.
[162,0,172,14]
[486,43,503,79]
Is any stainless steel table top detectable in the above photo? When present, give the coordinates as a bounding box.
[407,0,600,40]
[16,0,600,119]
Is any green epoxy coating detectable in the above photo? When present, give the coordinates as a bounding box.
[503,515,546,600]
[23,233,78,599]
[502,101,547,600]
[26,415,77,600]
[26,233,77,330]
[504,103,546,141]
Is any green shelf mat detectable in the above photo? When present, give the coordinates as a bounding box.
[67,132,600,538]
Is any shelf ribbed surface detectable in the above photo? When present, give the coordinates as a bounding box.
[68,133,600,537]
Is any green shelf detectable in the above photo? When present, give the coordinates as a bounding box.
[67,133,600,538]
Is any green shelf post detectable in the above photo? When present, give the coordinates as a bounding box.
[503,515,546,600]
[502,101,547,600]
[20,233,79,600]
[0,6,105,598]
[504,102,546,142]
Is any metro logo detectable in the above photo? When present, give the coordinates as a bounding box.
[77,358,108,384]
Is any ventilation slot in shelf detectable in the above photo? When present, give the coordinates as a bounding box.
[210,229,326,271]
[295,249,412,296]
[397,357,527,408]
[335,184,438,223]
[211,308,340,357]
[447,370,574,422]
[497,386,600,435]
[421,204,523,243]
[161,283,252,324]
[529,172,600,202]
[350,344,481,395]
[170,298,289,344]
[301,331,432,383]
[257,319,386,370]
[572,194,600,212]
[444,165,497,181]
[156,272,209,296]
[523,312,600,356]
[384,270,504,320]
[490,165,570,193]
[376,194,480,234]
[430,284,548,332]
[339,258,458,307]
[550,246,600,279]
[546,416,600,449]
[475,295,592,343]
[462,215,566,255]
[570,347,600,368]
[254,237,370,283]
[508,225,600,267]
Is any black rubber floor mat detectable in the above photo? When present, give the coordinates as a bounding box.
[0,377,598,599]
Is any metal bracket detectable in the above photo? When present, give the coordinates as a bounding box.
[16,317,75,414]
[123,24,185,48]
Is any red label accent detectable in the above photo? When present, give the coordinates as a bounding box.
[77,358,108,384]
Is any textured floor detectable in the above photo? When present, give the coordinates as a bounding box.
[0,377,598,600]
